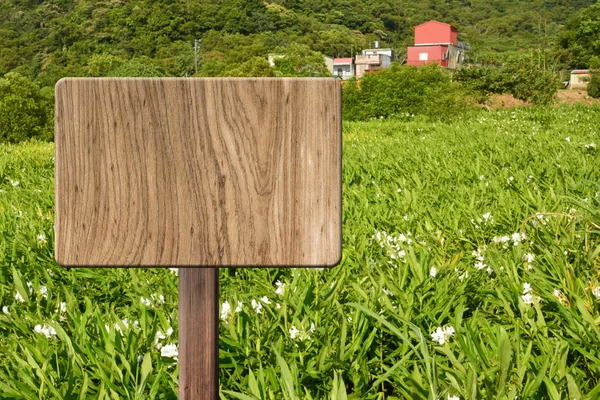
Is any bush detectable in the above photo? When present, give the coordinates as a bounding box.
[342,63,469,121]
[0,72,53,143]
[107,57,167,77]
[587,73,600,98]
[454,56,560,105]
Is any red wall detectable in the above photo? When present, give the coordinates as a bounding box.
[415,21,457,45]
[406,45,448,67]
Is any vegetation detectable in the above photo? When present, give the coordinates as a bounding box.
[587,73,600,99]
[343,63,469,121]
[0,73,54,143]
[1,106,600,398]
[454,53,561,105]
[0,0,598,87]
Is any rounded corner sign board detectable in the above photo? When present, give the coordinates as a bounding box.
[54,78,342,268]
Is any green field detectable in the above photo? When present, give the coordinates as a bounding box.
[1,105,599,399]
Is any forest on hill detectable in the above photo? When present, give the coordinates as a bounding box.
[1,0,599,85]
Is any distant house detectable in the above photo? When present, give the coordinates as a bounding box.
[407,20,468,69]
[569,69,594,89]
[333,58,354,79]
[354,44,394,79]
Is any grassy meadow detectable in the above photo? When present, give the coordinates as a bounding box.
[1,105,599,399]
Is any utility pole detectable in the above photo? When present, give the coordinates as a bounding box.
[194,39,200,75]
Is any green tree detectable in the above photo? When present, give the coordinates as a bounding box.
[107,57,167,77]
[0,72,53,143]
[86,53,125,77]
[221,57,276,77]
[272,43,330,77]
[557,3,600,68]
[587,73,600,98]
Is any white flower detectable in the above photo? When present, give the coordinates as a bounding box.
[166,327,173,336]
[11,180,19,187]
[260,296,271,305]
[39,286,48,299]
[137,354,144,363]
[26,282,33,293]
[309,322,315,333]
[276,303,281,309]
[141,297,152,307]
[523,253,535,263]
[430,267,437,278]
[382,288,394,297]
[431,325,455,345]
[275,281,285,296]
[251,299,263,314]
[220,301,231,320]
[458,271,469,281]
[431,327,446,345]
[448,395,460,400]
[523,282,532,294]
[47,269,54,277]
[235,301,242,313]
[105,324,110,333]
[522,293,534,305]
[397,188,402,193]
[37,233,47,244]
[592,287,600,300]
[15,292,25,302]
[507,176,514,184]
[482,212,493,223]
[566,137,571,142]
[34,323,57,338]
[2,306,9,315]
[155,330,166,349]
[161,343,178,360]
[169,268,178,276]
[289,325,300,339]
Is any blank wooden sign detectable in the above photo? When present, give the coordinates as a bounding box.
[54,78,341,267]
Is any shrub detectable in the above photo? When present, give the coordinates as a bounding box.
[0,72,53,143]
[455,57,560,105]
[587,73,600,98]
[107,57,167,77]
[342,63,468,121]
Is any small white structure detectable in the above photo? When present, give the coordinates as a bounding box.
[569,69,593,89]
[333,58,354,79]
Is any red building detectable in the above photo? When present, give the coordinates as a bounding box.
[407,21,468,69]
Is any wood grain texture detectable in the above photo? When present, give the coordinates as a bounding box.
[178,268,218,399]
[54,78,342,267]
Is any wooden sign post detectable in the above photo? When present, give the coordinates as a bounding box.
[55,78,342,398]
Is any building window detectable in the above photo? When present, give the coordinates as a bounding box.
[337,68,343,77]
[419,53,428,61]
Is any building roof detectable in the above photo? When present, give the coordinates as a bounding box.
[571,69,590,74]
[334,58,353,64]
[414,20,457,30]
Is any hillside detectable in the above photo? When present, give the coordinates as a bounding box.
[0,0,598,85]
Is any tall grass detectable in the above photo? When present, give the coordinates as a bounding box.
[1,105,599,399]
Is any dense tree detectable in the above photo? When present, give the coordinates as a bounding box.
[272,43,331,77]
[557,3,600,68]
[0,72,53,143]
[0,0,596,85]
